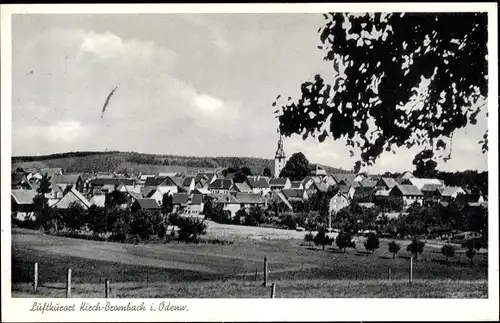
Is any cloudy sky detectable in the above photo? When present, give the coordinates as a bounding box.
[11,13,488,173]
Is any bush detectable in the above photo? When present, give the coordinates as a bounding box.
[465,248,477,266]
[175,216,207,243]
[304,232,314,245]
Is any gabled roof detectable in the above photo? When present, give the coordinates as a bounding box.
[377,177,398,189]
[269,177,288,186]
[359,179,378,188]
[374,189,391,197]
[332,173,357,186]
[169,176,185,188]
[282,189,305,199]
[142,186,157,198]
[209,179,232,190]
[39,168,63,176]
[194,187,211,195]
[420,183,444,192]
[11,189,38,204]
[438,186,465,197]
[53,174,81,184]
[191,194,203,205]
[215,194,240,204]
[392,184,423,196]
[234,192,264,204]
[311,181,328,192]
[144,177,165,187]
[182,176,194,187]
[172,193,189,205]
[302,176,314,185]
[195,173,207,183]
[290,181,303,189]
[135,198,161,210]
[352,186,374,198]
[232,182,252,193]
[405,178,444,190]
[91,178,121,186]
[53,188,92,209]
[12,172,27,185]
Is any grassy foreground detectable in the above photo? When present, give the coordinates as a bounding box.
[11,227,488,298]
[12,279,487,298]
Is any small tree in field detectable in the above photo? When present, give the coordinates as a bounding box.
[304,232,314,246]
[465,248,477,266]
[406,237,425,260]
[441,244,455,265]
[388,240,401,259]
[314,228,332,250]
[364,233,380,254]
[336,232,356,253]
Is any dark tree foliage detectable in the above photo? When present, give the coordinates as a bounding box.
[263,167,272,177]
[105,190,128,208]
[314,228,333,250]
[171,216,207,243]
[245,205,266,226]
[364,233,380,254]
[304,232,314,245]
[37,174,52,194]
[234,208,247,225]
[129,210,156,240]
[465,247,477,266]
[62,202,87,230]
[274,13,488,172]
[441,244,455,265]
[279,152,310,181]
[406,237,425,259]
[335,231,356,253]
[388,240,401,259]
[87,205,107,234]
[162,194,173,215]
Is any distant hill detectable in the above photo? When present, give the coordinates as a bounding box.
[12,151,348,175]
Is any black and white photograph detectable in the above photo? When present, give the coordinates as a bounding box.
[1,3,498,322]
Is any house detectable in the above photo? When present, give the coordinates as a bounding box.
[290,181,304,189]
[149,186,176,206]
[215,193,264,217]
[375,177,398,191]
[230,182,253,194]
[329,191,350,214]
[184,194,204,216]
[306,180,328,198]
[456,189,485,206]
[209,179,233,195]
[245,177,271,195]
[351,186,374,203]
[389,184,424,207]
[420,183,444,203]
[194,173,209,189]
[269,177,291,191]
[321,175,337,187]
[401,177,444,191]
[193,187,212,196]
[39,168,63,177]
[52,173,84,193]
[51,188,92,210]
[11,189,38,220]
[281,189,308,202]
[11,172,28,189]
[268,191,293,212]
[331,173,357,187]
[309,164,328,177]
[182,176,196,194]
[401,171,415,179]
[90,178,122,195]
[130,198,162,213]
[301,176,315,189]
[435,186,466,203]
[89,195,106,207]
[142,176,179,198]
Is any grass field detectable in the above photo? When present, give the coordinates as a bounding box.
[11,226,488,298]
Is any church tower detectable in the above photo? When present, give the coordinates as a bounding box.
[274,131,286,178]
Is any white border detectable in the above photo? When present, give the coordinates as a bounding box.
[1,3,498,322]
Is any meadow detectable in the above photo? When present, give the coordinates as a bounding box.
[11,226,488,298]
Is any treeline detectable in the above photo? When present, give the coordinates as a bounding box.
[21,202,208,244]
[12,151,120,162]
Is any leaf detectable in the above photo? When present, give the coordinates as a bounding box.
[272,102,276,107]
[273,109,279,114]
[302,132,309,140]
[276,95,281,100]
[436,139,446,150]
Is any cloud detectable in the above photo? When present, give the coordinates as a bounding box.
[194,94,224,112]
[46,120,88,143]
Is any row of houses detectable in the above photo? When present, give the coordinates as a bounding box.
[11,167,487,221]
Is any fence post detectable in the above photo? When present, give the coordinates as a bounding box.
[66,268,72,298]
[254,267,258,282]
[105,279,110,298]
[270,283,276,298]
[355,272,358,280]
[33,262,38,293]
[409,256,413,285]
[388,268,392,280]
[146,269,149,286]
[262,256,268,286]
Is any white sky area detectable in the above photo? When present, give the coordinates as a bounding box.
[11,14,488,173]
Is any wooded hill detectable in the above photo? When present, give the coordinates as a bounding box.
[11,151,347,175]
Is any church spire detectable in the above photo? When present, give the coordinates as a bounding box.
[275,129,285,159]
